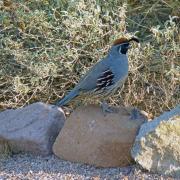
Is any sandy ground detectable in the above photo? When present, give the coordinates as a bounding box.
[0,154,175,180]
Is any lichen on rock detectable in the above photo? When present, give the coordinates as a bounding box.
[131,105,180,178]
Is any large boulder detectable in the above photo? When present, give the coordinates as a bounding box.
[131,105,180,178]
[53,105,146,167]
[0,102,65,156]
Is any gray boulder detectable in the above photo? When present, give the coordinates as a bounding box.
[0,102,65,155]
[131,105,180,178]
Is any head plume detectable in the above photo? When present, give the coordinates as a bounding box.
[113,37,139,46]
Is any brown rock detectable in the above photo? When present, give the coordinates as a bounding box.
[53,105,146,167]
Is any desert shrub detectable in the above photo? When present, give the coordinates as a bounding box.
[0,0,179,116]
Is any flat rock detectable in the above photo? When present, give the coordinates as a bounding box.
[53,105,146,167]
[131,105,180,178]
[0,102,65,156]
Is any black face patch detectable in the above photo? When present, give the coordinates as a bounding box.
[95,69,114,92]
[120,43,129,54]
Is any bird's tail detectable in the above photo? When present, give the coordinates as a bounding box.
[55,89,79,107]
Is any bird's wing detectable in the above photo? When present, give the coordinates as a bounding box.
[75,59,115,93]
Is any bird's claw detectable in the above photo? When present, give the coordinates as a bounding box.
[130,108,140,120]
[101,101,114,116]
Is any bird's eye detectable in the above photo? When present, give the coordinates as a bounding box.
[119,43,129,54]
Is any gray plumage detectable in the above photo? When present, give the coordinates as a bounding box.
[55,37,139,107]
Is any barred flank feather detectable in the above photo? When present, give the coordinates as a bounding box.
[95,69,114,92]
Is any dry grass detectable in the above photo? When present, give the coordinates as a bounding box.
[0,0,179,116]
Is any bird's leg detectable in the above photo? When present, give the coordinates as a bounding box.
[129,108,140,120]
[100,101,113,115]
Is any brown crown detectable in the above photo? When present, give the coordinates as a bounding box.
[113,37,129,46]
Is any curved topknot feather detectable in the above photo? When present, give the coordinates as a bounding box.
[113,37,129,45]
[113,37,139,46]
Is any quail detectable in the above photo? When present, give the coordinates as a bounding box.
[55,37,139,113]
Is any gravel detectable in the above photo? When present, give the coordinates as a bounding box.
[0,154,175,180]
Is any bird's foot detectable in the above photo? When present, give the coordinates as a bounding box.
[101,101,113,116]
[129,108,140,120]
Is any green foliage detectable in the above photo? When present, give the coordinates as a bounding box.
[0,0,179,116]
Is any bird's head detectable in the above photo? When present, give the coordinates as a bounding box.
[110,37,139,55]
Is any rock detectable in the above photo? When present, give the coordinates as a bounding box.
[53,105,146,167]
[131,105,180,178]
[0,102,65,156]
